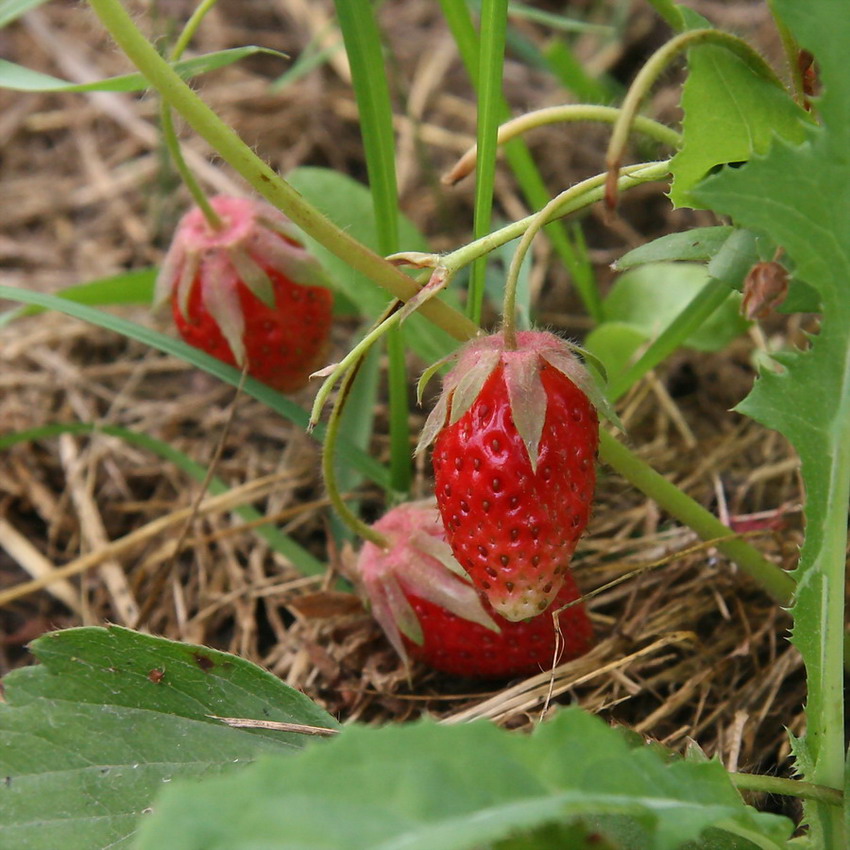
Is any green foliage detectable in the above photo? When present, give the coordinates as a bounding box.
[694,0,849,840]
[0,0,49,28]
[134,708,792,850]
[669,43,809,208]
[0,47,283,92]
[586,262,748,390]
[0,627,339,850]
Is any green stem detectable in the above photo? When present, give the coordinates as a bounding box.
[445,161,671,277]
[321,363,388,548]
[88,0,478,343]
[598,430,795,604]
[468,0,509,325]
[386,325,411,495]
[159,106,220,226]
[730,771,843,807]
[446,104,681,185]
[160,0,222,228]
[605,29,786,206]
[171,0,219,61]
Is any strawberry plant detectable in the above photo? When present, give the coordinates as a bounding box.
[0,0,848,848]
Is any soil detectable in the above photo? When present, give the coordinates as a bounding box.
[0,0,806,821]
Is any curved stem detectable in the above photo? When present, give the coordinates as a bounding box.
[500,160,660,347]
[446,160,670,278]
[321,362,388,548]
[605,28,786,207]
[159,105,220,226]
[170,0,219,60]
[445,104,682,185]
[159,0,222,228]
[310,301,404,429]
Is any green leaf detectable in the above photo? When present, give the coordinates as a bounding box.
[669,44,809,208]
[135,708,792,850]
[595,262,748,352]
[0,0,49,28]
[285,166,457,364]
[0,626,339,850]
[693,0,850,839]
[0,267,155,327]
[614,227,734,269]
[0,47,283,92]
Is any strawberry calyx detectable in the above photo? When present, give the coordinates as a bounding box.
[154,195,331,366]
[417,330,618,471]
[350,501,500,666]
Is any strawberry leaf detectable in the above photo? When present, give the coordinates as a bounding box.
[669,43,809,208]
[134,708,792,850]
[693,0,849,834]
[0,626,339,850]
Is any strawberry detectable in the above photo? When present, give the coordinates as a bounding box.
[417,330,611,622]
[154,195,333,393]
[351,500,594,679]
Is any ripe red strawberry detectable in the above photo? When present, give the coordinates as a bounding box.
[417,330,611,622]
[154,195,333,393]
[351,500,594,679]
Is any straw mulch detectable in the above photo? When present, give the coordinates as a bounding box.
[1,0,805,807]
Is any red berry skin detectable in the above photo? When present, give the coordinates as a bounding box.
[402,572,594,679]
[431,349,599,622]
[174,263,332,394]
[155,195,333,394]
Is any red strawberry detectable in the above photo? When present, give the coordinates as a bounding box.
[351,500,594,679]
[154,195,333,393]
[417,330,611,622]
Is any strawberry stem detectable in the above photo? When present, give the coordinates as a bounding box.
[501,161,671,349]
[322,361,389,549]
[444,161,670,284]
[598,430,795,604]
[445,104,681,186]
[604,28,786,209]
[159,0,222,229]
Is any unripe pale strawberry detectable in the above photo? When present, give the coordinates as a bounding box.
[417,331,610,622]
[351,500,594,679]
[154,195,333,393]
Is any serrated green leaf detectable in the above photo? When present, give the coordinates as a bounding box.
[0,47,283,93]
[0,626,339,850]
[692,0,850,840]
[135,708,792,850]
[669,45,809,208]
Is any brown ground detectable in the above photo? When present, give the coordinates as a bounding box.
[0,0,805,816]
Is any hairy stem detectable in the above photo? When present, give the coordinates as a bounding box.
[446,104,681,185]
